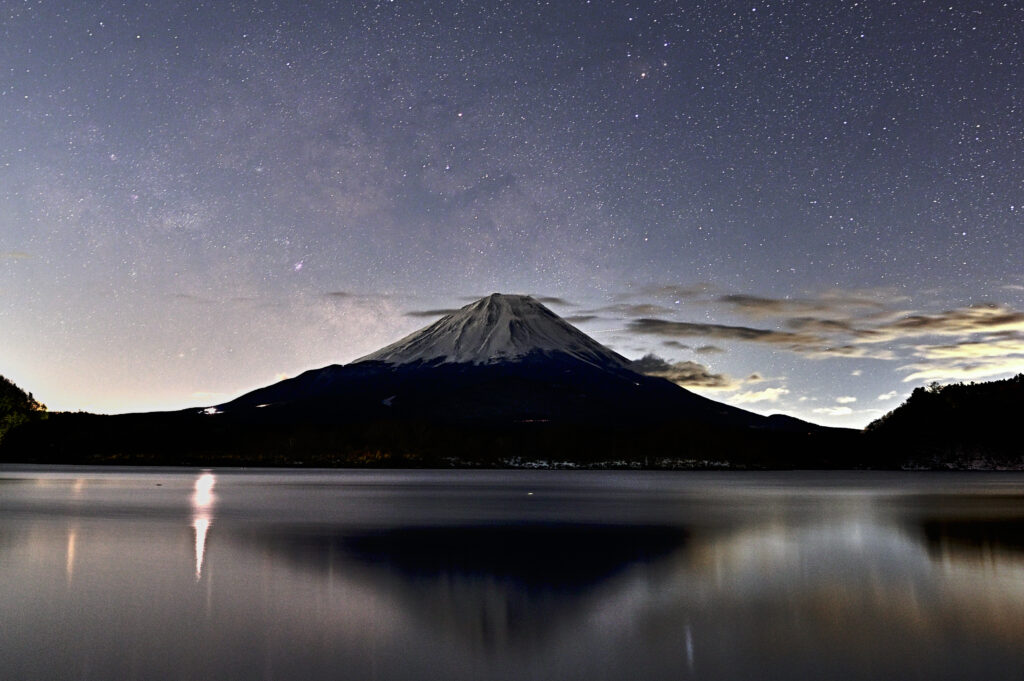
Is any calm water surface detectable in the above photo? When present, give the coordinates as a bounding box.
[3,466,1024,680]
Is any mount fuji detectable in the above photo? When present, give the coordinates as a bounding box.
[356,293,632,369]
[218,293,796,431]
[5,294,847,468]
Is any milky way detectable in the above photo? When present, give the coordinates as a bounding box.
[1,1,1022,425]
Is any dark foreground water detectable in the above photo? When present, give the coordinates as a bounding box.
[3,467,1024,680]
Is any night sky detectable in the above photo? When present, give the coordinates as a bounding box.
[2,0,1022,427]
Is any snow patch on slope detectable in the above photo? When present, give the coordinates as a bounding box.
[355,293,630,370]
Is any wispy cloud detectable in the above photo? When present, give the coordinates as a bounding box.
[895,327,1024,383]
[812,406,853,416]
[628,318,892,358]
[897,357,1024,384]
[621,285,1024,385]
[731,387,790,404]
[877,391,898,401]
[530,295,574,306]
[912,336,1024,360]
[863,304,1024,342]
[630,283,714,300]
[589,303,679,317]
[835,396,857,404]
[629,354,738,389]
[405,308,459,318]
[630,318,822,347]
[0,251,31,260]
[718,291,890,319]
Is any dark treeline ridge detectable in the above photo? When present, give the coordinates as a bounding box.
[2,372,1022,470]
[1,407,864,469]
[863,374,1024,468]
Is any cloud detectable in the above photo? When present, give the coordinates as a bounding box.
[877,391,898,401]
[716,289,905,324]
[719,292,887,319]
[851,369,863,376]
[324,291,353,299]
[897,357,1024,384]
[785,317,863,334]
[564,314,598,324]
[628,318,887,358]
[731,387,790,404]
[0,251,31,260]
[865,304,1024,342]
[630,318,821,346]
[405,308,460,318]
[835,396,857,404]
[895,331,1024,384]
[591,303,679,317]
[623,286,1024,388]
[530,295,573,306]
[629,354,737,389]
[812,406,854,416]
[695,344,725,354]
[633,283,713,300]
[912,336,1024,360]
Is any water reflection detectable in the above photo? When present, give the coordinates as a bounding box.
[65,526,77,586]
[4,469,1024,681]
[191,471,215,580]
[222,510,1024,676]
[248,523,688,651]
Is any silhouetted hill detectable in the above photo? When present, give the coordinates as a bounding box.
[0,374,45,443]
[865,374,1024,468]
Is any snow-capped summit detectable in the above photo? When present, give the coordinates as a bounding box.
[356,293,631,370]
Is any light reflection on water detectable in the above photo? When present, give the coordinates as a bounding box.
[2,467,1024,680]
[192,471,215,580]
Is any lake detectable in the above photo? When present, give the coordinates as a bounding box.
[2,466,1024,680]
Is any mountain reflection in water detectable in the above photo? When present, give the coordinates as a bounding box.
[247,523,688,651]
[4,469,1024,681]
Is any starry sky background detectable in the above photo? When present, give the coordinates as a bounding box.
[2,0,1022,427]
